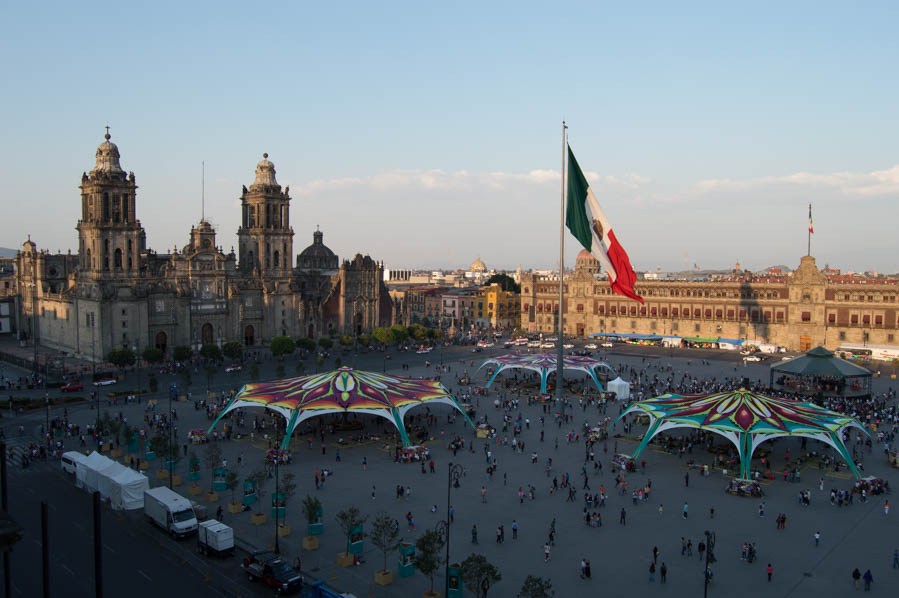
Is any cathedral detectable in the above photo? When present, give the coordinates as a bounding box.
[14,131,397,361]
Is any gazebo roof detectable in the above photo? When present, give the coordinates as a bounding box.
[771,346,872,378]
[478,353,617,393]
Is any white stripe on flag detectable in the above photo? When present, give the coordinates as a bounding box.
[585,187,618,282]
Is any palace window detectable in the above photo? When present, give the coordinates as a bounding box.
[727,309,734,319]
[576,303,583,312]
[640,307,646,316]
[875,315,883,326]
[693,309,700,318]
[715,309,722,318]
[801,311,811,322]
[704,309,712,318]
[862,315,870,325]
[661,308,668,317]
[839,331,846,340]
[828,313,836,324]
[672,308,678,316]
[650,307,657,316]
[850,314,858,325]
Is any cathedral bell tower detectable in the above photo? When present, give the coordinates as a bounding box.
[76,129,146,279]
[237,154,293,278]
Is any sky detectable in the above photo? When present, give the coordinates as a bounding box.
[1,1,898,273]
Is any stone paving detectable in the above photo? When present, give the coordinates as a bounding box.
[4,345,897,597]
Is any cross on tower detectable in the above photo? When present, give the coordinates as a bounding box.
[104,125,111,140]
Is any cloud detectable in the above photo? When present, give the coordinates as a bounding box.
[688,164,899,199]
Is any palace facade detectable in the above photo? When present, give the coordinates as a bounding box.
[13,132,397,361]
[520,250,899,352]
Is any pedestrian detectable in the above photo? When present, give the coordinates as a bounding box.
[685,472,689,487]
[683,502,689,519]
[893,548,899,569]
[649,561,655,582]
[481,486,487,503]
[544,542,551,562]
[814,531,820,547]
[620,507,626,525]
[653,546,659,563]
[658,503,663,516]
[862,569,873,591]
[710,506,715,519]
[512,520,518,539]
[759,502,765,517]
[371,485,376,501]
[216,505,223,520]
[660,562,667,583]
[471,524,478,544]
[885,500,890,516]
[584,558,591,579]
[852,567,861,589]
[362,456,367,471]
[767,563,773,582]
[335,449,340,462]
[580,558,587,579]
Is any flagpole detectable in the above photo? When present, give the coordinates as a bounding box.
[556,121,567,414]
[807,203,811,257]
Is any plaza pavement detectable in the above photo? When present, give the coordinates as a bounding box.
[2,344,897,597]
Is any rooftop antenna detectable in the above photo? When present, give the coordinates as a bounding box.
[201,161,205,222]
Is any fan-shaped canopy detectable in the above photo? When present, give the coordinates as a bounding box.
[478,353,617,393]
[615,389,868,479]
[207,367,474,448]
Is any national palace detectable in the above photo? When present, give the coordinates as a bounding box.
[7,131,397,361]
[520,250,899,352]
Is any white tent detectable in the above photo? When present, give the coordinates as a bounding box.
[75,451,149,510]
[606,377,631,400]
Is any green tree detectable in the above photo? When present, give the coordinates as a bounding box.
[203,443,223,492]
[200,343,223,361]
[296,337,316,353]
[302,495,323,526]
[335,507,368,555]
[517,575,554,598]
[173,345,192,362]
[317,337,333,350]
[142,347,165,365]
[106,348,135,376]
[412,529,443,596]
[339,335,354,347]
[485,273,520,293]
[270,336,297,358]
[409,324,429,342]
[248,470,267,514]
[371,327,394,346]
[358,333,371,347]
[370,511,399,573]
[461,553,502,598]
[222,341,243,361]
[389,324,408,344]
[278,472,297,520]
[225,471,239,503]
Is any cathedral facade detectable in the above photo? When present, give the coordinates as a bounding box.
[14,132,396,361]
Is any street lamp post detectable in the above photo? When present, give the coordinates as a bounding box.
[168,385,176,490]
[133,344,140,399]
[438,462,464,597]
[273,420,281,554]
[703,530,716,598]
[90,313,98,434]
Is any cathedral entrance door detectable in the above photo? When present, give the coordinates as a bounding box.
[245,325,255,346]
[201,323,214,345]
[799,335,812,352]
[576,323,584,337]
[155,331,167,354]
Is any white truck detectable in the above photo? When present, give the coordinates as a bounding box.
[144,486,198,538]
[197,519,234,556]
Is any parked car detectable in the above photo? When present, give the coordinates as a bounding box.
[224,364,242,372]
[562,344,574,349]
[601,342,614,348]
[61,381,83,392]
[93,378,116,386]
[742,355,761,362]
[471,347,483,353]
[584,343,598,350]
[242,550,302,594]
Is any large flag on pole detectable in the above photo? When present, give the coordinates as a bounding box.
[808,203,813,234]
[566,146,643,304]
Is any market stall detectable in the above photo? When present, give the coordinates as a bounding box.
[725,478,763,497]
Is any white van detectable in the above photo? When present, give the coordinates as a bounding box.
[61,451,88,475]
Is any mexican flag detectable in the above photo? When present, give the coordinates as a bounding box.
[808,203,813,234]
[566,145,643,304]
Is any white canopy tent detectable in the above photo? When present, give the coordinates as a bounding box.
[606,377,631,400]
[76,451,149,510]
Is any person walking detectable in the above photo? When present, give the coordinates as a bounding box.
[481,486,487,503]
[658,503,663,516]
[682,502,689,519]
[766,563,773,582]
[362,456,367,471]
[684,472,689,487]
[892,548,899,569]
[584,558,591,579]
[851,567,861,589]
[652,546,659,564]
[620,507,627,525]
[814,531,820,547]
[885,500,890,515]
[660,562,667,583]
[512,520,518,539]
[580,558,587,579]
[471,524,478,544]
[649,561,656,582]
[544,542,551,562]
[862,569,873,591]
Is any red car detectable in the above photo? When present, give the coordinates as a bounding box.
[61,381,83,392]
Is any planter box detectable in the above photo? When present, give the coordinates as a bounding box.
[228,501,243,514]
[205,491,219,503]
[307,522,323,536]
[187,484,203,496]
[251,512,267,525]
[336,552,355,568]
[423,593,442,598]
[171,475,182,487]
[156,469,168,480]
[277,524,291,537]
[374,570,393,586]
[110,448,123,458]
[302,536,319,551]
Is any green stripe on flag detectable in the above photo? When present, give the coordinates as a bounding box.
[566,146,593,251]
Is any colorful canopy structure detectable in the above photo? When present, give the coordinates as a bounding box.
[207,367,475,448]
[478,353,617,393]
[615,389,869,479]
[770,346,873,398]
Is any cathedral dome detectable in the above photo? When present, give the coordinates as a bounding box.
[298,229,338,271]
[470,257,487,272]
[575,249,601,274]
[250,152,279,188]
[92,130,124,175]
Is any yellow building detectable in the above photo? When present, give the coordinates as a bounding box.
[476,283,520,330]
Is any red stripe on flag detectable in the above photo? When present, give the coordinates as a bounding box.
[606,230,643,304]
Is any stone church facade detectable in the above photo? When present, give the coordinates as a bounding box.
[15,132,397,361]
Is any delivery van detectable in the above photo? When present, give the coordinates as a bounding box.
[144,486,198,538]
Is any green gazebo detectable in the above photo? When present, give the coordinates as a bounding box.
[770,346,873,398]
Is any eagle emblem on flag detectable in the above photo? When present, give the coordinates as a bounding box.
[592,219,604,241]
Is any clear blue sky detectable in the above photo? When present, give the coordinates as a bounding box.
[2,1,897,272]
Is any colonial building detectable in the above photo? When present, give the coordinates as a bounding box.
[14,131,395,361]
[520,250,899,351]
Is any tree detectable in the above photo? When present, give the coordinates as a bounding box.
[270,336,297,358]
[517,575,554,598]
[278,472,297,521]
[335,507,368,555]
[370,512,399,573]
[371,327,394,346]
[317,337,333,350]
[248,470,268,514]
[173,345,192,362]
[222,341,243,361]
[485,274,520,293]
[339,335,354,348]
[389,325,408,344]
[294,360,305,376]
[409,324,429,342]
[106,348,135,375]
[203,443,223,492]
[412,529,443,596]
[200,343,223,362]
[296,337,316,353]
[461,554,502,598]
[358,333,371,347]
[142,347,165,365]
[302,495,323,526]
[225,471,239,503]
